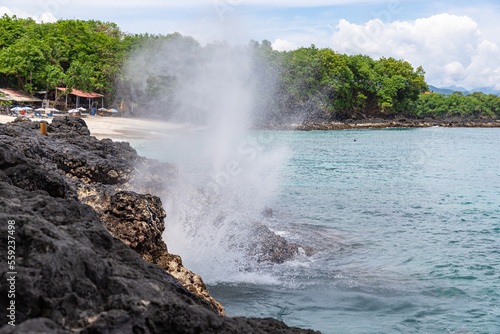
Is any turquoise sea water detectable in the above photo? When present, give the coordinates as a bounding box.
[132,127,500,334]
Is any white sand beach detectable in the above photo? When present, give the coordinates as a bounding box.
[0,114,188,140]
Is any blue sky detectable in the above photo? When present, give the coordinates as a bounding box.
[2,0,500,90]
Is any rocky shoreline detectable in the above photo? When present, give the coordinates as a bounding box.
[261,117,500,131]
[0,117,317,333]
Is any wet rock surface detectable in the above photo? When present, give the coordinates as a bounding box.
[250,224,313,263]
[0,117,316,333]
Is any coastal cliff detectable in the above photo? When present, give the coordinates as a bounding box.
[0,117,316,333]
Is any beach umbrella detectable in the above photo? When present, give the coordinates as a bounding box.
[49,108,59,112]
[77,107,87,111]
[108,108,119,113]
[98,108,108,111]
[35,108,46,112]
[68,109,79,113]
[24,107,33,111]
[11,107,23,112]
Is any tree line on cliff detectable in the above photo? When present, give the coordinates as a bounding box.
[1,15,498,121]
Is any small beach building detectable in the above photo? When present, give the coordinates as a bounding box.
[56,88,104,110]
[0,88,42,105]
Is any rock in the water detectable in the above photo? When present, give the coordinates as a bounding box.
[250,224,299,263]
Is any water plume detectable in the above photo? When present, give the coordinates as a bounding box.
[121,35,290,283]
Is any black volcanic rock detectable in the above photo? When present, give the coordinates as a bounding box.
[0,182,317,333]
[0,117,318,333]
[48,115,91,136]
[82,189,226,315]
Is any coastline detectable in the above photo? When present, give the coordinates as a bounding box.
[265,117,500,131]
[2,115,498,139]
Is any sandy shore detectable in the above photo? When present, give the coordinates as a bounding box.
[0,114,189,140]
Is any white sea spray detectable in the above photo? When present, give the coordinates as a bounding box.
[121,35,289,283]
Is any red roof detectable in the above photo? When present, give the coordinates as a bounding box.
[0,88,42,102]
[57,88,103,98]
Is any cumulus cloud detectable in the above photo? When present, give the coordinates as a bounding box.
[330,13,500,90]
[272,38,297,51]
[0,6,57,23]
[444,61,465,80]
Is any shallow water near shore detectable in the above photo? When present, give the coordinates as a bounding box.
[131,127,500,334]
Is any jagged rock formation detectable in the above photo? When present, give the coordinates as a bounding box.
[0,117,316,333]
[83,190,225,315]
[0,182,317,333]
[0,117,221,314]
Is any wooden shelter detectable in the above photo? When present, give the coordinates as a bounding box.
[56,88,104,110]
[0,88,42,105]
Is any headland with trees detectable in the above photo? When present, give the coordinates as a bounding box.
[0,14,499,126]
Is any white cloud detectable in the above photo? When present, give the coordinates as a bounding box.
[444,61,465,79]
[0,6,57,23]
[272,38,297,51]
[330,13,500,89]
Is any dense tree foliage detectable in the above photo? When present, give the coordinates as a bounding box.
[0,15,145,100]
[6,14,498,122]
[250,42,428,122]
[412,92,500,119]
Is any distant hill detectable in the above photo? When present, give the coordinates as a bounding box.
[428,85,500,96]
[445,85,470,93]
[427,85,464,95]
[470,87,500,95]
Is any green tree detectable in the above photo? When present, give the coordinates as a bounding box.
[375,57,428,113]
[0,36,49,92]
